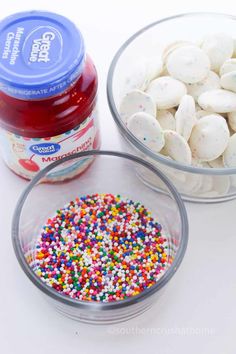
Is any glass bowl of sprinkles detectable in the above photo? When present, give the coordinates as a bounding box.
[12,150,188,324]
[107,13,236,203]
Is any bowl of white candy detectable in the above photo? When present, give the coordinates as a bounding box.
[107,12,236,202]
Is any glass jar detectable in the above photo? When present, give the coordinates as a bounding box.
[0,11,100,181]
[107,13,236,203]
[12,150,188,324]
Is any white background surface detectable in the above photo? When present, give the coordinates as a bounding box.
[0,1,236,353]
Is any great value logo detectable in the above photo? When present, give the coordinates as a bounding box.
[29,31,55,63]
[29,142,61,155]
[23,25,63,67]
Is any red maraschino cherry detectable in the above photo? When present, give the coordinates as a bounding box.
[18,158,40,172]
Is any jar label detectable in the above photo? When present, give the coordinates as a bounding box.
[0,107,100,180]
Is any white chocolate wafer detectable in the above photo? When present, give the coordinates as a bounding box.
[189,114,230,161]
[124,57,163,93]
[228,111,236,131]
[161,130,192,164]
[123,56,162,94]
[168,108,176,115]
[223,133,236,167]
[201,33,234,72]
[123,61,149,93]
[187,71,220,100]
[192,161,214,195]
[157,110,176,131]
[213,176,230,195]
[146,76,187,109]
[220,59,236,76]
[158,161,186,183]
[175,94,196,141]
[120,90,156,123]
[191,156,203,167]
[184,174,203,194]
[234,39,236,57]
[195,103,202,111]
[198,175,213,193]
[231,175,236,188]
[208,156,224,168]
[166,45,210,84]
[220,71,236,93]
[160,65,169,77]
[127,112,165,152]
[196,110,212,119]
[196,110,224,119]
[198,89,236,113]
[162,41,192,63]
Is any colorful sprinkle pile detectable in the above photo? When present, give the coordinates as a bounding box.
[31,194,169,302]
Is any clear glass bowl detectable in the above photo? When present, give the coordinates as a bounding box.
[12,150,188,324]
[107,13,236,203]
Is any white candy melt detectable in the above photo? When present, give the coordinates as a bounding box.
[196,110,224,119]
[161,130,192,164]
[156,110,176,131]
[166,45,210,84]
[123,57,163,94]
[162,41,191,63]
[123,61,149,93]
[175,95,196,140]
[208,156,224,168]
[191,156,204,167]
[189,114,230,161]
[198,89,236,113]
[228,111,236,131]
[146,76,187,109]
[201,33,234,72]
[195,103,202,111]
[234,39,236,57]
[220,59,236,76]
[213,176,230,195]
[186,174,203,194]
[187,71,220,100]
[220,71,236,93]
[120,89,156,123]
[198,175,213,193]
[127,112,165,152]
[223,133,236,167]
[196,110,212,119]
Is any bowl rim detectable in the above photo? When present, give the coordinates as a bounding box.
[12,150,188,310]
[107,12,236,176]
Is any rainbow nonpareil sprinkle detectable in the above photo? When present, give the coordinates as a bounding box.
[31,194,169,302]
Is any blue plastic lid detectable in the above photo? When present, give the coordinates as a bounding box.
[0,11,85,99]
